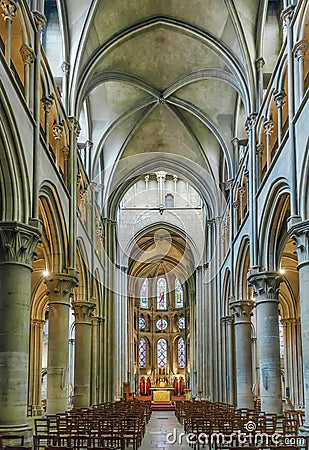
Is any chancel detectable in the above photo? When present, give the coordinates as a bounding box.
[0,0,309,448]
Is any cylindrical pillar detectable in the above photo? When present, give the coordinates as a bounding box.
[288,220,309,431]
[72,301,96,408]
[0,221,41,435]
[45,273,78,414]
[248,271,283,413]
[230,300,254,409]
[28,318,45,416]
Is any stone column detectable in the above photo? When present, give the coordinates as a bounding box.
[72,301,96,408]
[248,271,283,413]
[294,39,308,105]
[263,119,274,169]
[288,220,309,431]
[61,61,70,112]
[256,57,265,109]
[230,300,254,409]
[28,318,45,416]
[45,272,78,414]
[20,44,35,106]
[52,121,64,169]
[273,91,286,147]
[41,95,54,152]
[0,221,41,435]
[1,0,16,67]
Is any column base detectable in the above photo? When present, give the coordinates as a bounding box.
[0,424,33,446]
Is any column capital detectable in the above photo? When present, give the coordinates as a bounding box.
[256,143,264,157]
[245,113,258,135]
[31,318,45,327]
[263,118,274,136]
[281,5,295,28]
[221,315,233,325]
[52,122,64,140]
[45,272,79,305]
[32,10,46,30]
[72,300,96,324]
[288,219,309,267]
[273,90,286,108]
[230,299,254,324]
[41,95,54,113]
[20,43,35,65]
[247,270,283,301]
[294,39,309,61]
[68,116,81,137]
[0,221,41,267]
[1,0,16,22]
[61,60,70,75]
[255,57,265,72]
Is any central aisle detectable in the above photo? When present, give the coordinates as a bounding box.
[139,410,192,449]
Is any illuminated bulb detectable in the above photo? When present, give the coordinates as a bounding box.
[279,269,286,275]
[43,270,49,277]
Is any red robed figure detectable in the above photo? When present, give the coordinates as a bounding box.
[140,376,145,395]
[146,377,151,395]
[173,377,178,396]
[179,376,185,395]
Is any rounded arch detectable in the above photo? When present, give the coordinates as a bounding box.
[258,179,291,270]
[38,182,68,273]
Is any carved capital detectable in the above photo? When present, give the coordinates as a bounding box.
[33,10,46,30]
[263,118,274,136]
[288,220,309,268]
[52,122,64,140]
[0,221,41,267]
[255,57,265,72]
[1,0,16,21]
[32,318,45,328]
[72,300,96,324]
[245,113,258,135]
[281,5,295,28]
[45,273,79,305]
[68,116,81,137]
[61,61,70,75]
[247,270,283,301]
[230,300,254,324]
[273,90,286,108]
[256,143,264,157]
[41,95,54,113]
[294,39,309,61]
[221,315,233,325]
[63,146,70,161]
[20,44,35,65]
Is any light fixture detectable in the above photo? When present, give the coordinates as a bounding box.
[43,269,49,277]
[279,268,286,275]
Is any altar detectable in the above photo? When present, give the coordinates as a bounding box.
[150,387,174,402]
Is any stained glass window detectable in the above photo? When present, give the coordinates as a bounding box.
[156,319,168,331]
[139,318,146,330]
[178,337,185,368]
[139,338,146,368]
[178,317,185,329]
[157,338,167,368]
[157,278,167,310]
[140,279,148,309]
[175,278,184,308]
[279,315,285,358]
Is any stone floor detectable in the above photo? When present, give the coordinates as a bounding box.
[139,410,192,450]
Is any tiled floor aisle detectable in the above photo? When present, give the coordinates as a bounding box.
[139,410,192,450]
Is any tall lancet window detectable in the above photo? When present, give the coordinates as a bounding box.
[175,278,184,308]
[157,277,167,310]
[139,338,146,368]
[157,338,167,368]
[178,337,185,368]
[140,279,148,309]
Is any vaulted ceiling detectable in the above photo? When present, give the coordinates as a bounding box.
[54,0,266,213]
